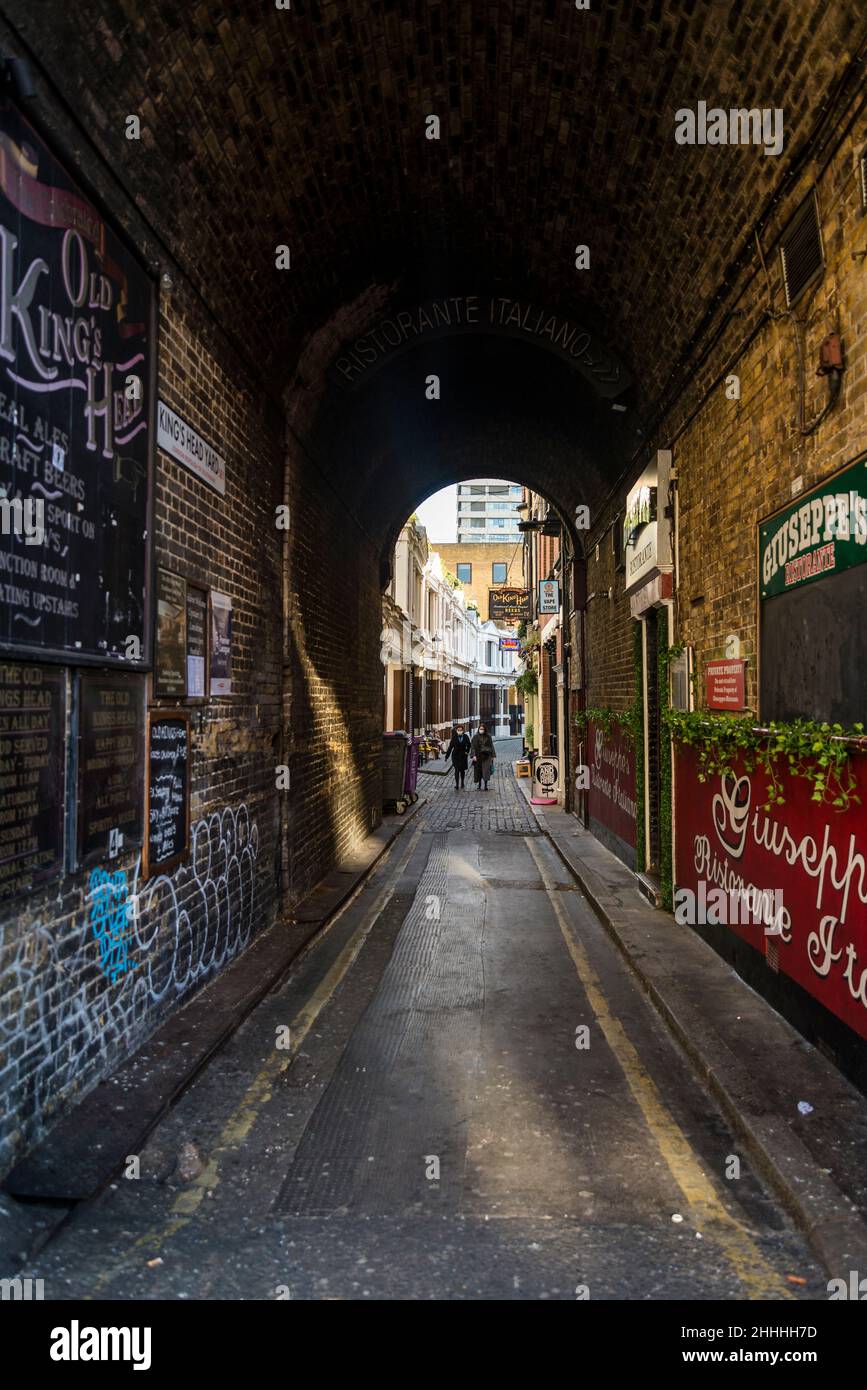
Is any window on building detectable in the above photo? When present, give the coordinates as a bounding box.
[492,562,507,583]
[456,563,472,583]
[492,517,505,528]
[470,502,485,511]
[486,642,494,665]
[470,518,485,527]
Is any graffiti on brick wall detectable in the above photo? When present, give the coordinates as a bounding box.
[0,803,259,1164]
[87,868,138,984]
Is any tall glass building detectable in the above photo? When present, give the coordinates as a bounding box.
[456,479,524,544]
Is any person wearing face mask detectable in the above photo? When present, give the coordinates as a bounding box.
[444,724,471,789]
[470,722,495,790]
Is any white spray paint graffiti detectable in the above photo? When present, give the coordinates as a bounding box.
[0,803,259,1172]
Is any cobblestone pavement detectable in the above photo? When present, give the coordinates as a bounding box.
[416,756,537,834]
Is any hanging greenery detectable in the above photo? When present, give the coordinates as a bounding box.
[664,707,866,813]
[515,669,538,697]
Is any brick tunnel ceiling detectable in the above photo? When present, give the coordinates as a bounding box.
[13,0,865,537]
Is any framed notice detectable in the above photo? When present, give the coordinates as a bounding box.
[209,592,232,695]
[185,585,208,700]
[0,662,66,905]
[0,101,154,666]
[143,710,190,879]
[154,569,187,698]
[76,673,146,867]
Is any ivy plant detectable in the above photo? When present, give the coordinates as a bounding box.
[663,708,866,813]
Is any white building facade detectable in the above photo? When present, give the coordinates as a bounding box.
[382,519,521,738]
[455,479,524,545]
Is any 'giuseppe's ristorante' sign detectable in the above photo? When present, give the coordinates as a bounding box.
[759,455,867,599]
[0,105,153,662]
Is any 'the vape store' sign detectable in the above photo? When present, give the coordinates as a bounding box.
[0,105,153,663]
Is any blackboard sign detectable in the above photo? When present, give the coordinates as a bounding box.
[761,565,866,725]
[0,661,65,905]
[0,103,153,665]
[144,711,190,878]
[77,673,145,865]
[155,569,186,698]
[185,585,208,700]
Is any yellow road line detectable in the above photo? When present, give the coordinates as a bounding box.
[525,836,793,1301]
[89,827,423,1294]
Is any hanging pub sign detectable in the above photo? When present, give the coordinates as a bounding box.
[499,636,520,651]
[0,102,153,665]
[489,587,531,622]
[759,454,867,599]
[623,450,673,595]
[539,579,560,613]
[185,584,208,700]
[0,660,66,904]
[209,591,232,695]
[154,568,187,699]
[76,672,145,866]
[143,709,190,879]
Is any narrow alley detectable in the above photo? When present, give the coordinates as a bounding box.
[16,766,837,1302]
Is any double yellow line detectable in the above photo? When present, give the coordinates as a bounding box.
[526,836,793,1301]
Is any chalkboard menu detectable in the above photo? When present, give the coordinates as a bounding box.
[0,662,65,905]
[185,586,208,700]
[0,102,153,665]
[144,711,190,878]
[155,569,187,698]
[77,673,145,865]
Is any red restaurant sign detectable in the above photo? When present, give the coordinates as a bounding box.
[705,659,746,710]
[674,745,867,1042]
[587,721,637,849]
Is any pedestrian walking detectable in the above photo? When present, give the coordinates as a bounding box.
[471,722,495,790]
[444,724,471,789]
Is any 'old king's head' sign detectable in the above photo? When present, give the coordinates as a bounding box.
[623,450,673,596]
[0,105,153,663]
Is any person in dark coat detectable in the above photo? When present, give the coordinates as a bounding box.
[445,724,471,789]
[470,723,495,790]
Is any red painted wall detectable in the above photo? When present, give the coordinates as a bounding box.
[588,721,637,849]
[674,745,867,1043]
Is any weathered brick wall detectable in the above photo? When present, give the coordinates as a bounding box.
[671,123,867,706]
[0,110,286,1179]
[281,427,384,902]
[584,497,636,713]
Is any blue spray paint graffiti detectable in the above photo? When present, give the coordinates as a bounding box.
[87,867,139,984]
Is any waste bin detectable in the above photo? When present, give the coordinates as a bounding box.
[403,736,420,804]
[382,732,409,813]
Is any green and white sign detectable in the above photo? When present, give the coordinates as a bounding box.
[759,456,867,600]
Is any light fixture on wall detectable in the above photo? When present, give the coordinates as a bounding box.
[160,269,175,295]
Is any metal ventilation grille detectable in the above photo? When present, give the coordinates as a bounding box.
[779,193,823,308]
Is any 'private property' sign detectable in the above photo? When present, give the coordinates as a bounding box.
[158,401,226,496]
